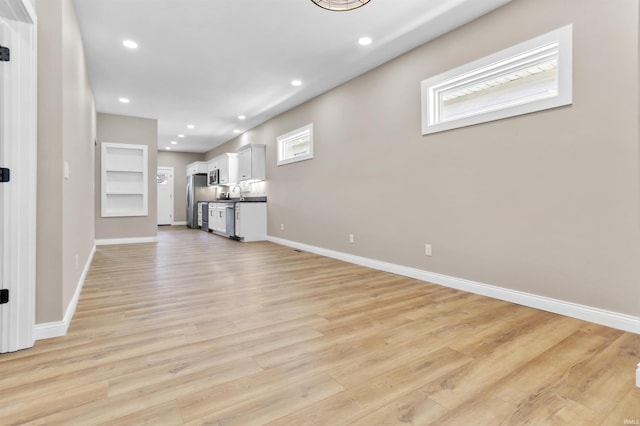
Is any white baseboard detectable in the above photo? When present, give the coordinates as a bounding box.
[95,236,158,246]
[172,221,187,226]
[267,236,640,335]
[33,245,96,341]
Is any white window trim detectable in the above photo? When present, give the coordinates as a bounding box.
[277,123,314,166]
[421,25,573,135]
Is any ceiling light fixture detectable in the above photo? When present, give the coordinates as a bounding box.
[311,0,371,11]
[234,129,241,134]
[166,147,171,150]
[238,115,246,120]
[119,97,130,103]
[358,37,372,46]
[122,40,138,49]
[171,141,177,145]
[187,124,195,129]
[178,134,184,138]
[291,79,302,87]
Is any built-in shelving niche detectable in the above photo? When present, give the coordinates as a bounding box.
[101,142,148,217]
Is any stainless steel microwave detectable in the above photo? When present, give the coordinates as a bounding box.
[208,169,219,185]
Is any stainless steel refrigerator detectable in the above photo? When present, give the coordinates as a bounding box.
[186,174,208,228]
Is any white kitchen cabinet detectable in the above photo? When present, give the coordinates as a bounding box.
[238,144,266,182]
[218,153,239,185]
[208,204,222,232]
[207,157,221,187]
[215,204,226,233]
[208,202,231,235]
[207,157,221,174]
[238,148,251,181]
[207,153,238,186]
[208,204,215,231]
[234,202,266,242]
[186,161,208,176]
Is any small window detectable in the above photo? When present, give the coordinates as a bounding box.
[277,123,313,166]
[157,171,169,185]
[421,25,572,135]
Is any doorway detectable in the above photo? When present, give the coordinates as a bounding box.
[0,0,37,353]
[157,166,174,226]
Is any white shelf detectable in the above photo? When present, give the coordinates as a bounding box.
[101,143,148,217]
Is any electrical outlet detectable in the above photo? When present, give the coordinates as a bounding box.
[349,234,355,244]
[425,244,432,256]
[280,223,284,231]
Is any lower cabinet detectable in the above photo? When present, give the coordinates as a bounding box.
[208,202,266,241]
[208,204,225,233]
[208,203,234,236]
[208,205,215,231]
[216,206,227,233]
[234,203,266,242]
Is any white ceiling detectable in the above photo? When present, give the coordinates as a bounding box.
[73,0,511,153]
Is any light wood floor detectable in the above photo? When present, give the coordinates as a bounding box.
[1,226,639,425]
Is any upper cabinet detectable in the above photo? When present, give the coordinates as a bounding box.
[238,144,266,182]
[219,153,239,185]
[186,161,208,176]
[207,153,238,186]
[207,157,221,174]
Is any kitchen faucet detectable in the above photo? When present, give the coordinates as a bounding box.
[231,184,244,201]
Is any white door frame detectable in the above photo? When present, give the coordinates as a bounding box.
[0,0,37,353]
[157,166,174,225]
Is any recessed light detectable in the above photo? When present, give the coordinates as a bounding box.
[166,147,171,150]
[291,79,302,86]
[122,40,138,49]
[170,141,177,145]
[178,134,184,138]
[238,115,246,120]
[234,129,241,134]
[187,124,195,129]
[358,37,372,46]
[119,97,130,103]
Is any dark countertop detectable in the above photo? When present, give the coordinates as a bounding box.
[210,196,267,203]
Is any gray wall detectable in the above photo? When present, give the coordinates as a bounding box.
[35,0,96,323]
[95,113,158,240]
[206,0,640,317]
[157,151,209,223]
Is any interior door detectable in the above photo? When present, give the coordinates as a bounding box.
[0,0,37,353]
[0,17,8,352]
[157,167,174,225]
